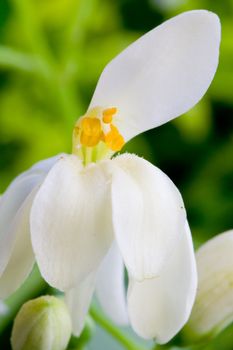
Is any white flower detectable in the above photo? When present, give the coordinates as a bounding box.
[183,229,233,343]
[0,10,220,344]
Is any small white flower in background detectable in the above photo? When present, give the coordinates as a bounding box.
[183,229,233,343]
[11,296,72,350]
[0,10,220,344]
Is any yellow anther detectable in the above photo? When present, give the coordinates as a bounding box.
[105,124,125,151]
[102,107,117,124]
[73,107,124,161]
[80,117,103,147]
[81,117,101,135]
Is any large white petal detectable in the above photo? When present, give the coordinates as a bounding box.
[128,222,197,343]
[95,242,128,325]
[0,188,39,298]
[65,270,97,336]
[30,155,114,291]
[184,229,233,341]
[110,154,186,280]
[0,155,59,277]
[90,10,220,141]
[0,173,43,275]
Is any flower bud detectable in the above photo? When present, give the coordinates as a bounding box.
[183,230,233,343]
[11,295,72,350]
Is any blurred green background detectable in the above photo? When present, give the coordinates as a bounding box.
[0,0,232,349]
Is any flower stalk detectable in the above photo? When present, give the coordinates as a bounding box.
[90,306,147,350]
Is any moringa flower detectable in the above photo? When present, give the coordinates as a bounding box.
[183,229,233,343]
[0,10,220,344]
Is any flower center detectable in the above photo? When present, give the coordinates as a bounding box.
[72,106,125,164]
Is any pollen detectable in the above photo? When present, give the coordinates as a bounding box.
[105,124,125,151]
[102,107,117,124]
[73,106,125,158]
[80,117,104,147]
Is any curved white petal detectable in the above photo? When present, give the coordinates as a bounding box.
[65,270,97,336]
[0,173,43,276]
[9,154,62,185]
[110,154,186,280]
[96,242,128,325]
[90,10,220,141]
[0,155,60,278]
[30,155,114,291]
[128,222,197,343]
[185,229,233,340]
[29,154,64,174]
[0,188,39,298]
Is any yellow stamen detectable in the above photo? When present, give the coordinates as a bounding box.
[102,107,117,124]
[73,107,125,163]
[80,117,103,147]
[105,124,125,151]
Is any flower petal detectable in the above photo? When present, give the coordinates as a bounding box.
[65,270,97,336]
[0,155,60,278]
[29,154,64,174]
[0,188,38,298]
[110,154,186,280]
[127,222,197,343]
[30,155,114,291]
[184,229,233,342]
[95,242,128,325]
[90,10,220,141]
[0,173,43,276]
[9,154,62,184]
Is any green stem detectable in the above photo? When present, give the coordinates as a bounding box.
[90,306,147,350]
[152,345,171,350]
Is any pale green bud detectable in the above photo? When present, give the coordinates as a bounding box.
[183,230,233,343]
[11,295,72,350]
